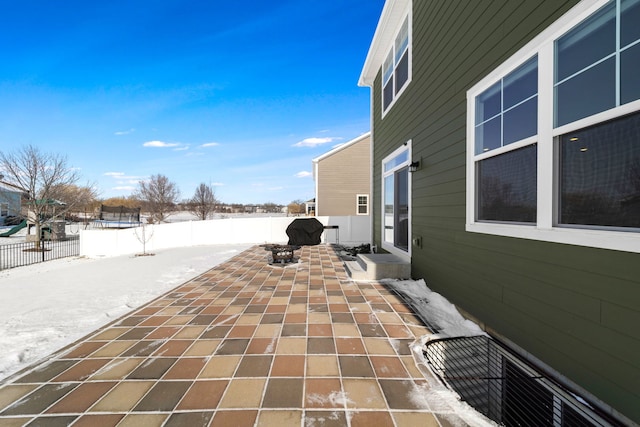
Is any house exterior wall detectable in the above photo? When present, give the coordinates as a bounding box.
[365,0,639,423]
[315,135,371,216]
[0,189,22,224]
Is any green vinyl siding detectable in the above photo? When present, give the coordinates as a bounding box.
[370,0,639,423]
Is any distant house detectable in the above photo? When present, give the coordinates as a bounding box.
[312,132,371,216]
[304,198,315,216]
[0,180,26,225]
[360,0,639,425]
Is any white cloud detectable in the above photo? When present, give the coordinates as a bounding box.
[104,172,143,180]
[114,128,135,135]
[292,137,341,148]
[104,172,125,178]
[211,182,224,187]
[295,171,312,178]
[200,142,220,148]
[143,140,181,148]
[104,172,145,184]
[112,185,136,192]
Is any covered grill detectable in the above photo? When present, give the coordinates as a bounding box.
[286,218,324,246]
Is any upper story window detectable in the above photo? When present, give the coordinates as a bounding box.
[382,16,411,114]
[467,0,640,253]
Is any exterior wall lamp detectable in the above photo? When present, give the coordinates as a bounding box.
[409,160,421,172]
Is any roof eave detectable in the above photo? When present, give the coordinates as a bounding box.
[358,0,411,87]
[311,131,372,163]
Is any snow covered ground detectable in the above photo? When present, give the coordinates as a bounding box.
[0,243,251,381]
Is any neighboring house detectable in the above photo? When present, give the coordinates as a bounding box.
[312,132,371,216]
[305,198,316,216]
[0,180,26,225]
[360,0,639,425]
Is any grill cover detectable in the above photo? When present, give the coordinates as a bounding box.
[286,218,324,246]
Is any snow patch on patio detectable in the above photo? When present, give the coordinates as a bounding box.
[382,278,486,339]
[306,391,354,407]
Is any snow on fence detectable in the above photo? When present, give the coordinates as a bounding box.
[80,215,371,258]
[0,235,80,270]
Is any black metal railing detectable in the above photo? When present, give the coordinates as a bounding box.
[423,336,622,427]
[0,235,80,270]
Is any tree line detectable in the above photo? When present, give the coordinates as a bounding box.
[0,145,308,231]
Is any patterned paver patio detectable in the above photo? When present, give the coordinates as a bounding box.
[0,244,461,426]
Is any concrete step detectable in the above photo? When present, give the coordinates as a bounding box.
[345,253,411,280]
[344,260,368,281]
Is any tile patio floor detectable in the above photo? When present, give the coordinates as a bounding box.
[0,245,464,427]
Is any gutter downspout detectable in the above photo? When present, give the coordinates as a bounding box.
[368,88,375,252]
[313,159,319,216]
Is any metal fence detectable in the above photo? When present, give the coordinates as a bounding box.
[0,235,80,270]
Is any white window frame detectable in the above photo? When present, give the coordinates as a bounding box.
[381,8,412,118]
[356,194,369,215]
[466,0,640,254]
[381,142,412,259]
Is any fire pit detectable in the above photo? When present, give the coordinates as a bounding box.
[269,245,296,264]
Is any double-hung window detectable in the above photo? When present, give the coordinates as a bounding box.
[357,194,369,215]
[382,144,411,256]
[467,0,640,253]
[382,15,411,114]
[474,56,538,224]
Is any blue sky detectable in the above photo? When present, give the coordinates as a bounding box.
[0,1,383,205]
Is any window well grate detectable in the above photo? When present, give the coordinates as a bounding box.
[423,336,622,427]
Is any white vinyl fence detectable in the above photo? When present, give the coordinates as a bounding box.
[80,216,371,258]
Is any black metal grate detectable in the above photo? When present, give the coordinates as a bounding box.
[267,245,296,264]
[423,336,622,427]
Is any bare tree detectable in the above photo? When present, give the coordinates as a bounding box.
[0,145,80,247]
[134,222,155,256]
[287,199,306,216]
[262,202,281,213]
[135,174,180,223]
[188,182,218,220]
[48,183,100,220]
[102,195,142,209]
